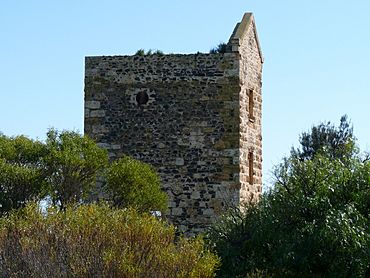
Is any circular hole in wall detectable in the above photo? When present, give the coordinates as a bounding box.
[136,91,149,105]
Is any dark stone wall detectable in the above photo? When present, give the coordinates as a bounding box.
[85,53,241,234]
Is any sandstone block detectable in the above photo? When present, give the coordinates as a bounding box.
[90,110,105,117]
[85,100,101,109]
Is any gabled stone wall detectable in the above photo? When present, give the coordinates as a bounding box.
[229,13,263,204]
[84,13,263,235]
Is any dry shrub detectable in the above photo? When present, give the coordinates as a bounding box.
[0,203,219,277]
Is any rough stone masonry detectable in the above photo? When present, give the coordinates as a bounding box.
[84,13,263,235]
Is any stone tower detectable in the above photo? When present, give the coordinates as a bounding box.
[84,13,263,235]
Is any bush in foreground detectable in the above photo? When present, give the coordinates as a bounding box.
[0,203,219,277]
[106,155,168,213]
[207,117,369,277]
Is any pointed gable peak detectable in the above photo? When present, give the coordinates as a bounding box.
[228,13,263,63]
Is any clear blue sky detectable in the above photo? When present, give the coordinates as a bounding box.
[1,0,369,187]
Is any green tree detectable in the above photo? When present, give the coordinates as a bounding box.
[0,135,47,215]
[292,115,355,162]
[0,203,219,277]
[44,129,108,209]
[105,155,168,213]
[0,129,169,214]
[207,117,369,277]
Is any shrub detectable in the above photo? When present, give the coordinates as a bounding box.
[134,49,164,56]
[0,203,219,277]
[209,43,228,54]
[105,155,168,213]
[206,206,263,278]
[135,49,145,56]
[153,49,164,55]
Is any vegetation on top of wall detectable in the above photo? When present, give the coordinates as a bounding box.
[207,116,370,278]
[134,43,230,56]
[209,42,228,54]
[135,48,145,56]
[135,49,164,56]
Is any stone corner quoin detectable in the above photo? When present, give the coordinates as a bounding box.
[84,12,263,236]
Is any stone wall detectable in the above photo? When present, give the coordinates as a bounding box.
[229,14,263,204]
[84,13,263,235]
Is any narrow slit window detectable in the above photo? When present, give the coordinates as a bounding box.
[248,151,254,185]
[248,89,255,122]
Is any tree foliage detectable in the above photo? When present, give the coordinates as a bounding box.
[0,203,219,277]
[44,129,108,209]
[0,135,47,216]
[105,155,168,213]
[207,117,369,277]
[292,115,355,162]
[0,129,168,215]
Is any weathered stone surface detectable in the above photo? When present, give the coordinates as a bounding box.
[85,100,101,109]
[232,13,263,204]
[175,158,184,166]
[84,12,263,236]
[89,110,106,118]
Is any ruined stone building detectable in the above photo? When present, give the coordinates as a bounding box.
[84,13,263,235]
